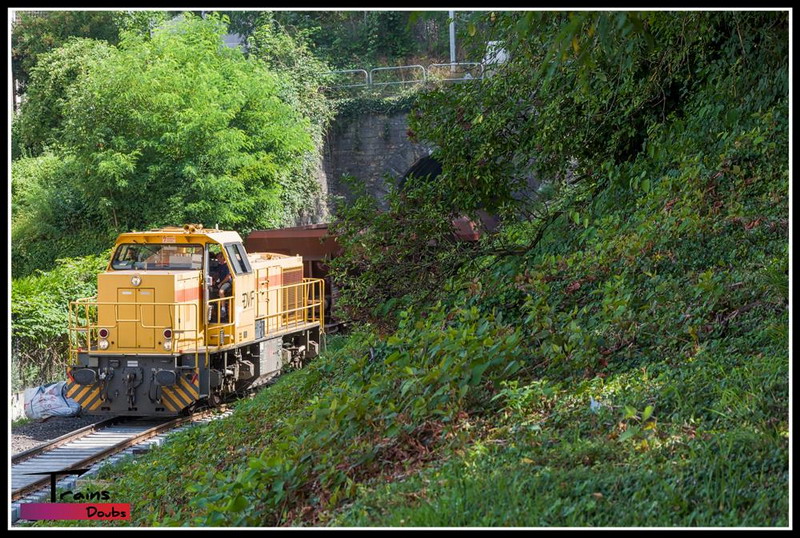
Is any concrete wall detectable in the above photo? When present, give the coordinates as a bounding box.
[11,391,25,421]
[321,112,431,209]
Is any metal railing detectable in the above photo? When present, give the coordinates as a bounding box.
[256,278,325,334]
[68,278,325,363]
[68,299,202,365]
[427,62,484,82]
[370,65,427,87]
[321,68,369,88]
[322,62,485,91]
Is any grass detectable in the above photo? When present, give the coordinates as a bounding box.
[34,318,787,528]
[29,334,352,527]
[332,340,788,527]
[12,417,34,428]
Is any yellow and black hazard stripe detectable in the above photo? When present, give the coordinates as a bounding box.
[160,370,200,413]
[65,381,105,412]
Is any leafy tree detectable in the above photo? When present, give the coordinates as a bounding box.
[412,12,786,214]
[330,11,789,331]
[11,10,119,95]
[11,10,175,100]
[62,13,317,230]
[12,13,327,276]
[272,11,451,69]
[14,38,113,157]
[410,12,789,217]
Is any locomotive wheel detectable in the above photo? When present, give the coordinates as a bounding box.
[181,401,198,416]
[208,392,223,408]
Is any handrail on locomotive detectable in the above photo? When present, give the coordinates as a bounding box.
[68,279,324,365]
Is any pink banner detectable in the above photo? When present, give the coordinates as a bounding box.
[19,503,131,520]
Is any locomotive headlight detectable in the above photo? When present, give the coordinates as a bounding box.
[163,328,173,351]
[131,275,142,286]
[98,338,110,350]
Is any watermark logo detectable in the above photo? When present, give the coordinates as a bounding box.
[18,468,131,521]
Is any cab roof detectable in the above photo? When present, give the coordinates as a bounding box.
[114,225,243,245]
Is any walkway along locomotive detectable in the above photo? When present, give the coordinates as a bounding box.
[65,224,324,416]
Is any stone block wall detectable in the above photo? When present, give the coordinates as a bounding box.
[321,112,430,210]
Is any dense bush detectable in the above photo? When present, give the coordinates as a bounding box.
[12,13,329,278]
[411,12,789,215]
[13,38,113,158]
[11,253,109,391]
[328,179,479,329]
[225,10,455,69]
[11,153,111,278]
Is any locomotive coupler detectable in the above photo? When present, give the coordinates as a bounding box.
[99,367,114,402]
[123,367,143,408]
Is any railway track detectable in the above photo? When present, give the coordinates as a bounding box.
[11,408,231,523]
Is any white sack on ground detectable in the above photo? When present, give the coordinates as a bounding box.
[24,381,81,419]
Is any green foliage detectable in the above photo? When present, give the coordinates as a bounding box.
[11,253,109,390]
[411,11,789,215]
[60,13,315,232]
[246,14,334,144]
[111,10,173,35]
[207,10,454,70]
[12,13,328,277]
[337,353,787,526]
[271,11,451,69]
[35,10,788,528]
[328,179,477,329]
[11,11,119,93]
[12,153,112,277]
[14,38,113,157]
[330,90,420,127]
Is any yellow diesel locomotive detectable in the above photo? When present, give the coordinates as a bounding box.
[65,224,324,416]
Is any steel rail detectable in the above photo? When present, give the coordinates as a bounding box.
[11,417,123,465]
[11,409,224,502]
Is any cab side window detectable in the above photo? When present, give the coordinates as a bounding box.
[225,243,252,274]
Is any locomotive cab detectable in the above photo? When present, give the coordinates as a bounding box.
[66,225,324,416]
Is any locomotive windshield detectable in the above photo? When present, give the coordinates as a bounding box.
[111,243,203,270]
